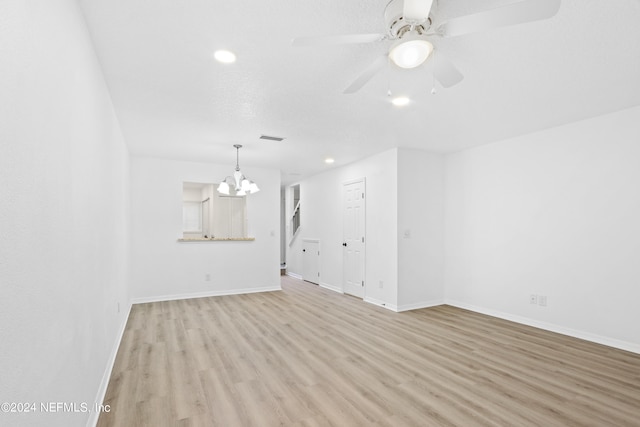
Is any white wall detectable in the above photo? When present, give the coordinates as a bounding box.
[397,149,445,310]
[183,187,202,201]
[0,1,131,426]
[130,157,280,302]
[444,106,640,351]
[286,148,447,312]
[287,149,399,308]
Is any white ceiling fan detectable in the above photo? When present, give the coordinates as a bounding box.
[292,0,561,94]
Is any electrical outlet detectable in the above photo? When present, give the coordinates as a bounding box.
[117,302,120,313]
[539,295,547,307]
[529,294,538,304]
[205,273,211,282]
[379,280,383,289]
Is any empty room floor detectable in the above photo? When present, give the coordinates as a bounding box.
[98,276,640,426]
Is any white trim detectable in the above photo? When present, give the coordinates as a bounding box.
[445,299,640,355]
[320,282,343,294]
[396,299,445,312]
[131,286,281,305]
[364,296,398,312]
[286,271,303,280]
[343,177,367,186]
[87,302,132,427]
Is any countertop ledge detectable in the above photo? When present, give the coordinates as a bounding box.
[177,237,255,242]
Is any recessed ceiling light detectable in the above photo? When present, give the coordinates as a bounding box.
[325,158,335,164]
[391,96,410,107]
[214,50,236,64]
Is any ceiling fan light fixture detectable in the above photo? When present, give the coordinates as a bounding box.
[389,36,433,69]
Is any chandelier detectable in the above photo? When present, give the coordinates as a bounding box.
[217,144,260,196]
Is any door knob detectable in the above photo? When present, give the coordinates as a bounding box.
[303,249,306,252]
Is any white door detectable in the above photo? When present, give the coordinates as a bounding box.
[302,240,320,285]
[343,179,365,298]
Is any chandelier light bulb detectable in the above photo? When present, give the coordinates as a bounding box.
[217,181,230,195]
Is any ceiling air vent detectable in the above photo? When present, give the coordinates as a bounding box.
[259,135,285,142]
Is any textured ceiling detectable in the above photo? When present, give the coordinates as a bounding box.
[79,0,640,184]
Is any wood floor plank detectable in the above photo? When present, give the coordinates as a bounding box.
[97,276,640,426]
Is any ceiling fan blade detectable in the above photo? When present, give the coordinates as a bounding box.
[432,50,463,88]
[343,55,388,94]
[437,0,561,38]
[292,33,384,47]
[403,0,434,24]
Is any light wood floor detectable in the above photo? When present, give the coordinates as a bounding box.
[98,276,640,426]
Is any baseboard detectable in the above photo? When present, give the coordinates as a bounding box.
[286,272,303,280]
[131,286,282,305]
[320,282,343,294]
[396,299,445,312]
[364,296,398,312]
[87,302,132,427]
[445,299,640,355]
